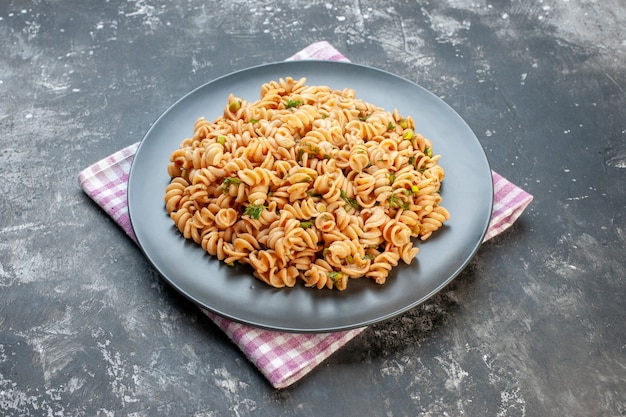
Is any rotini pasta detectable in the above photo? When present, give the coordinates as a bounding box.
[164,77,450,290]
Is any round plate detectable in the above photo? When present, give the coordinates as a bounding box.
[128,60,493,333]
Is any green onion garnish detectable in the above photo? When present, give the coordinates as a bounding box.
[229,101,241,112]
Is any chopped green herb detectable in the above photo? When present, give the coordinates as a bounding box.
[244,204,264,220]
[286,99,303,108]
[299,143,324,160]
[402,129,414,140]
[358,114,369,121]
[402,189,411,195]
[346,255,354,264]
[217,135,226,145]
[300,220,314,229]
[220,177,242,191]
[340,190,360,210]
[389,194,410,210]
[424,147,433,158]
[328,271,343,283]
[322,247,329,257]
[399,118,409,129]
[250,118,259,124]
[323,154,332,160]
[389,172,396,184]
[364,253,375,261]
[408,156,416,165]
[387,122,396,131]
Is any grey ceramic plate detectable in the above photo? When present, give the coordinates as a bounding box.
[128,61,493,333]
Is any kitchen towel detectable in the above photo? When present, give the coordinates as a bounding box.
[78,41,533,389]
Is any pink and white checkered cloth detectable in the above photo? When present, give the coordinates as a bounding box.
[78,41,533,389]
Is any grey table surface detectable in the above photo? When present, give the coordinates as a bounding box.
[1,0,625,416]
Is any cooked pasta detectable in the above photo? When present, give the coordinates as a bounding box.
[164,77,450,290]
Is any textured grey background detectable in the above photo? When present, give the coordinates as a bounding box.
[1,0,625,416]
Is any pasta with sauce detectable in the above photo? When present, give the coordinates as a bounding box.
[164,77,449,290]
